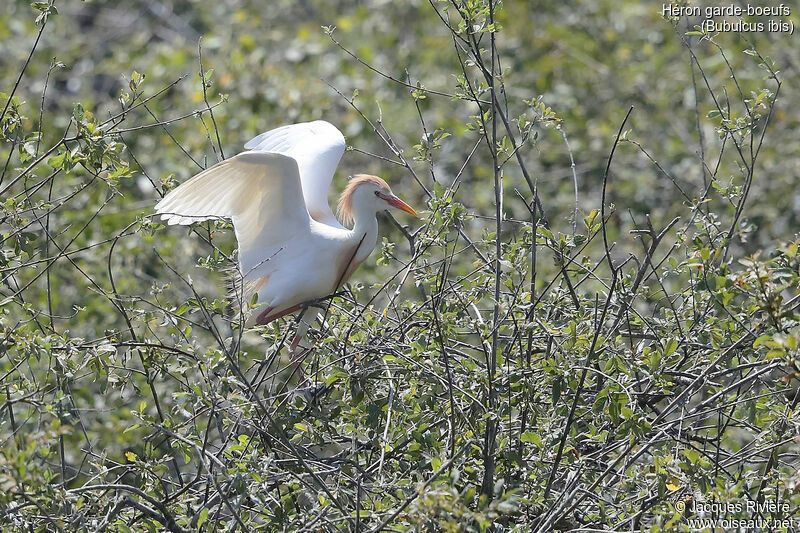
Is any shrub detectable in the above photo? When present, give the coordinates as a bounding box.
[1,1,798,531]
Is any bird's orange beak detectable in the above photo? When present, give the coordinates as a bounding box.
[383,193,418,217]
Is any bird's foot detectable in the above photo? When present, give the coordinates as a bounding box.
[294,381,329,403]
[288,359,306,384]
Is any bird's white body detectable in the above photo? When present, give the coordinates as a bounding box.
[154,121,414,325]
[242,210,379,320]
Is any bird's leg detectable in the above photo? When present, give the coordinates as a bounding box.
[287,311,313,387]
[256,304,301,325]
[289,333,303,352]
[288,334,306,384]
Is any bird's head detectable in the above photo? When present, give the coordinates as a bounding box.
[337,174,417,226]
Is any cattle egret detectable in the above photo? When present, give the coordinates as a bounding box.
[154,120,417,382]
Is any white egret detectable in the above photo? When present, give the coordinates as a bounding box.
[154,120,417,381]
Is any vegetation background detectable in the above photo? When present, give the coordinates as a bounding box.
[1,0,799,530]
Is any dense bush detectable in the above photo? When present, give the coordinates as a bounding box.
[1,0,799,531]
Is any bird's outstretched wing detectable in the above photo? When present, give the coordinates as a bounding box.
[244,120,345,228]
[154,151,310,276]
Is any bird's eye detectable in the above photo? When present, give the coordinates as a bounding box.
[374,190,381,197]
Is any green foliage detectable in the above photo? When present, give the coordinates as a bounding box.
[1,0,799,531]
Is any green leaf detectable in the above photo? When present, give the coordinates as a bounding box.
[664,338,678,357]
[682,448,701,464]
[753,335,772,347]
[73,102,85,122]
[196,508,209,529]
[520,431,542,446]
[47,153,65,169]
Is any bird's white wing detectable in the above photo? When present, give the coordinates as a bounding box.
[244,120,345,228]
[154,151,310,276]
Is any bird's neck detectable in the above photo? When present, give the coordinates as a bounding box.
[349,211,379,263]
